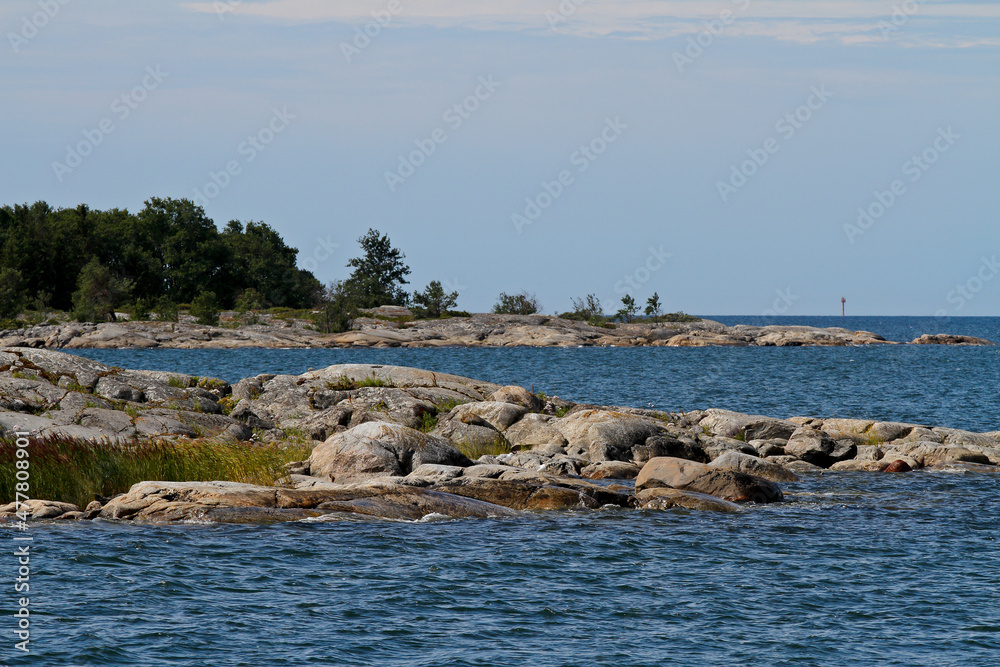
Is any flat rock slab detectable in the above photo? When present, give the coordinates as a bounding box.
[636,488,742,512]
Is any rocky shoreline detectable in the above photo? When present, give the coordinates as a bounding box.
[2,347,998,524]
[0,313,993,350]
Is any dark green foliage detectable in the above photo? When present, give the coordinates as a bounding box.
[615,294,638,323]
[235,288,265,313]
[660,312,701,323]
[191,291,220,326]
[645,292,662,319]
[72,258,132,322]
[312,281,356,334]
[221,220,321,308]
[492,291,540,315]
[412,280,458,318]
[560,294,602,321]
[343,229,411,308]
[130,298,151,321]
[154,297,179,322]
[0,198,320,311]
[0,267,26,319]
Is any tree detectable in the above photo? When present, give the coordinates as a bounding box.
[492,291,540,315]
[312,281,356,334]
[71,258,133,323]
[221,220,321,308]
[564,294,602,320]
[644,292,662,319]
[413,281,458,318]
[0,268,26,320]
[190,290,220,326]
[344,229,411,308]
[615,294,638,323]
[137,197,227,304]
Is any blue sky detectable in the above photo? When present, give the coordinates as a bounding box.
[2,0,998,316]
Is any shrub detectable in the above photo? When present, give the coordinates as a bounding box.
[153,298,179,322]
[412,280,458,319]
[130,299,151,321]
[492,291,540,315]
[190,291,220,326]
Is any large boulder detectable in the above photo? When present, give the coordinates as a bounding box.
[504,413,569,449]
[709,450,798,482]
[699,409,799,440]
[554,409,669,462]
[882,442,991,468]
[632,435,708,464]
[447,401,527,431]
[488,385,544,412]
[635,457,783,503]
[785,427,857,467]
[308,422,472,484]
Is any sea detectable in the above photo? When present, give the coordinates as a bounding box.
[5,316,999,666]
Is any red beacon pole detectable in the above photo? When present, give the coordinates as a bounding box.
[841,297,846,316]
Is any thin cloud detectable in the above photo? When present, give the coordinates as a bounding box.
[181,0,1000,47]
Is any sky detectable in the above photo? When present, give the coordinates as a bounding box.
[2,0,998,316]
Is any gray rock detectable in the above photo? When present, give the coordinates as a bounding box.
[699,409,799,440]
[448,401,527,431]
[308,422,472,484]
[636,488,741,512]
[581,461,641,480]
[709,451,798,482]
[635,457,783,503]
[488,385,544,412]
[632,435,708,464]
[785,427,857,467]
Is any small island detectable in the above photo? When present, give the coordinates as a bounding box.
[3,348,998,524]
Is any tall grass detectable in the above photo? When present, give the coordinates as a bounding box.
[455,434,511,461]
[0,435,312,509]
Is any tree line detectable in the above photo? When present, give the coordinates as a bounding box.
[0,197,320,320]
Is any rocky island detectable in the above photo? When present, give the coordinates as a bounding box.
[0,310,993,350]
[2,347,998,524]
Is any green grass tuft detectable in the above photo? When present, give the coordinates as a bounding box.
[454,434,510,460]
[0,435,312,509]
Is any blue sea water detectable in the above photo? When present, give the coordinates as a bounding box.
[5,316,1000,666]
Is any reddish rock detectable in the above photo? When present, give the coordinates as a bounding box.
[883,459,912,473]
